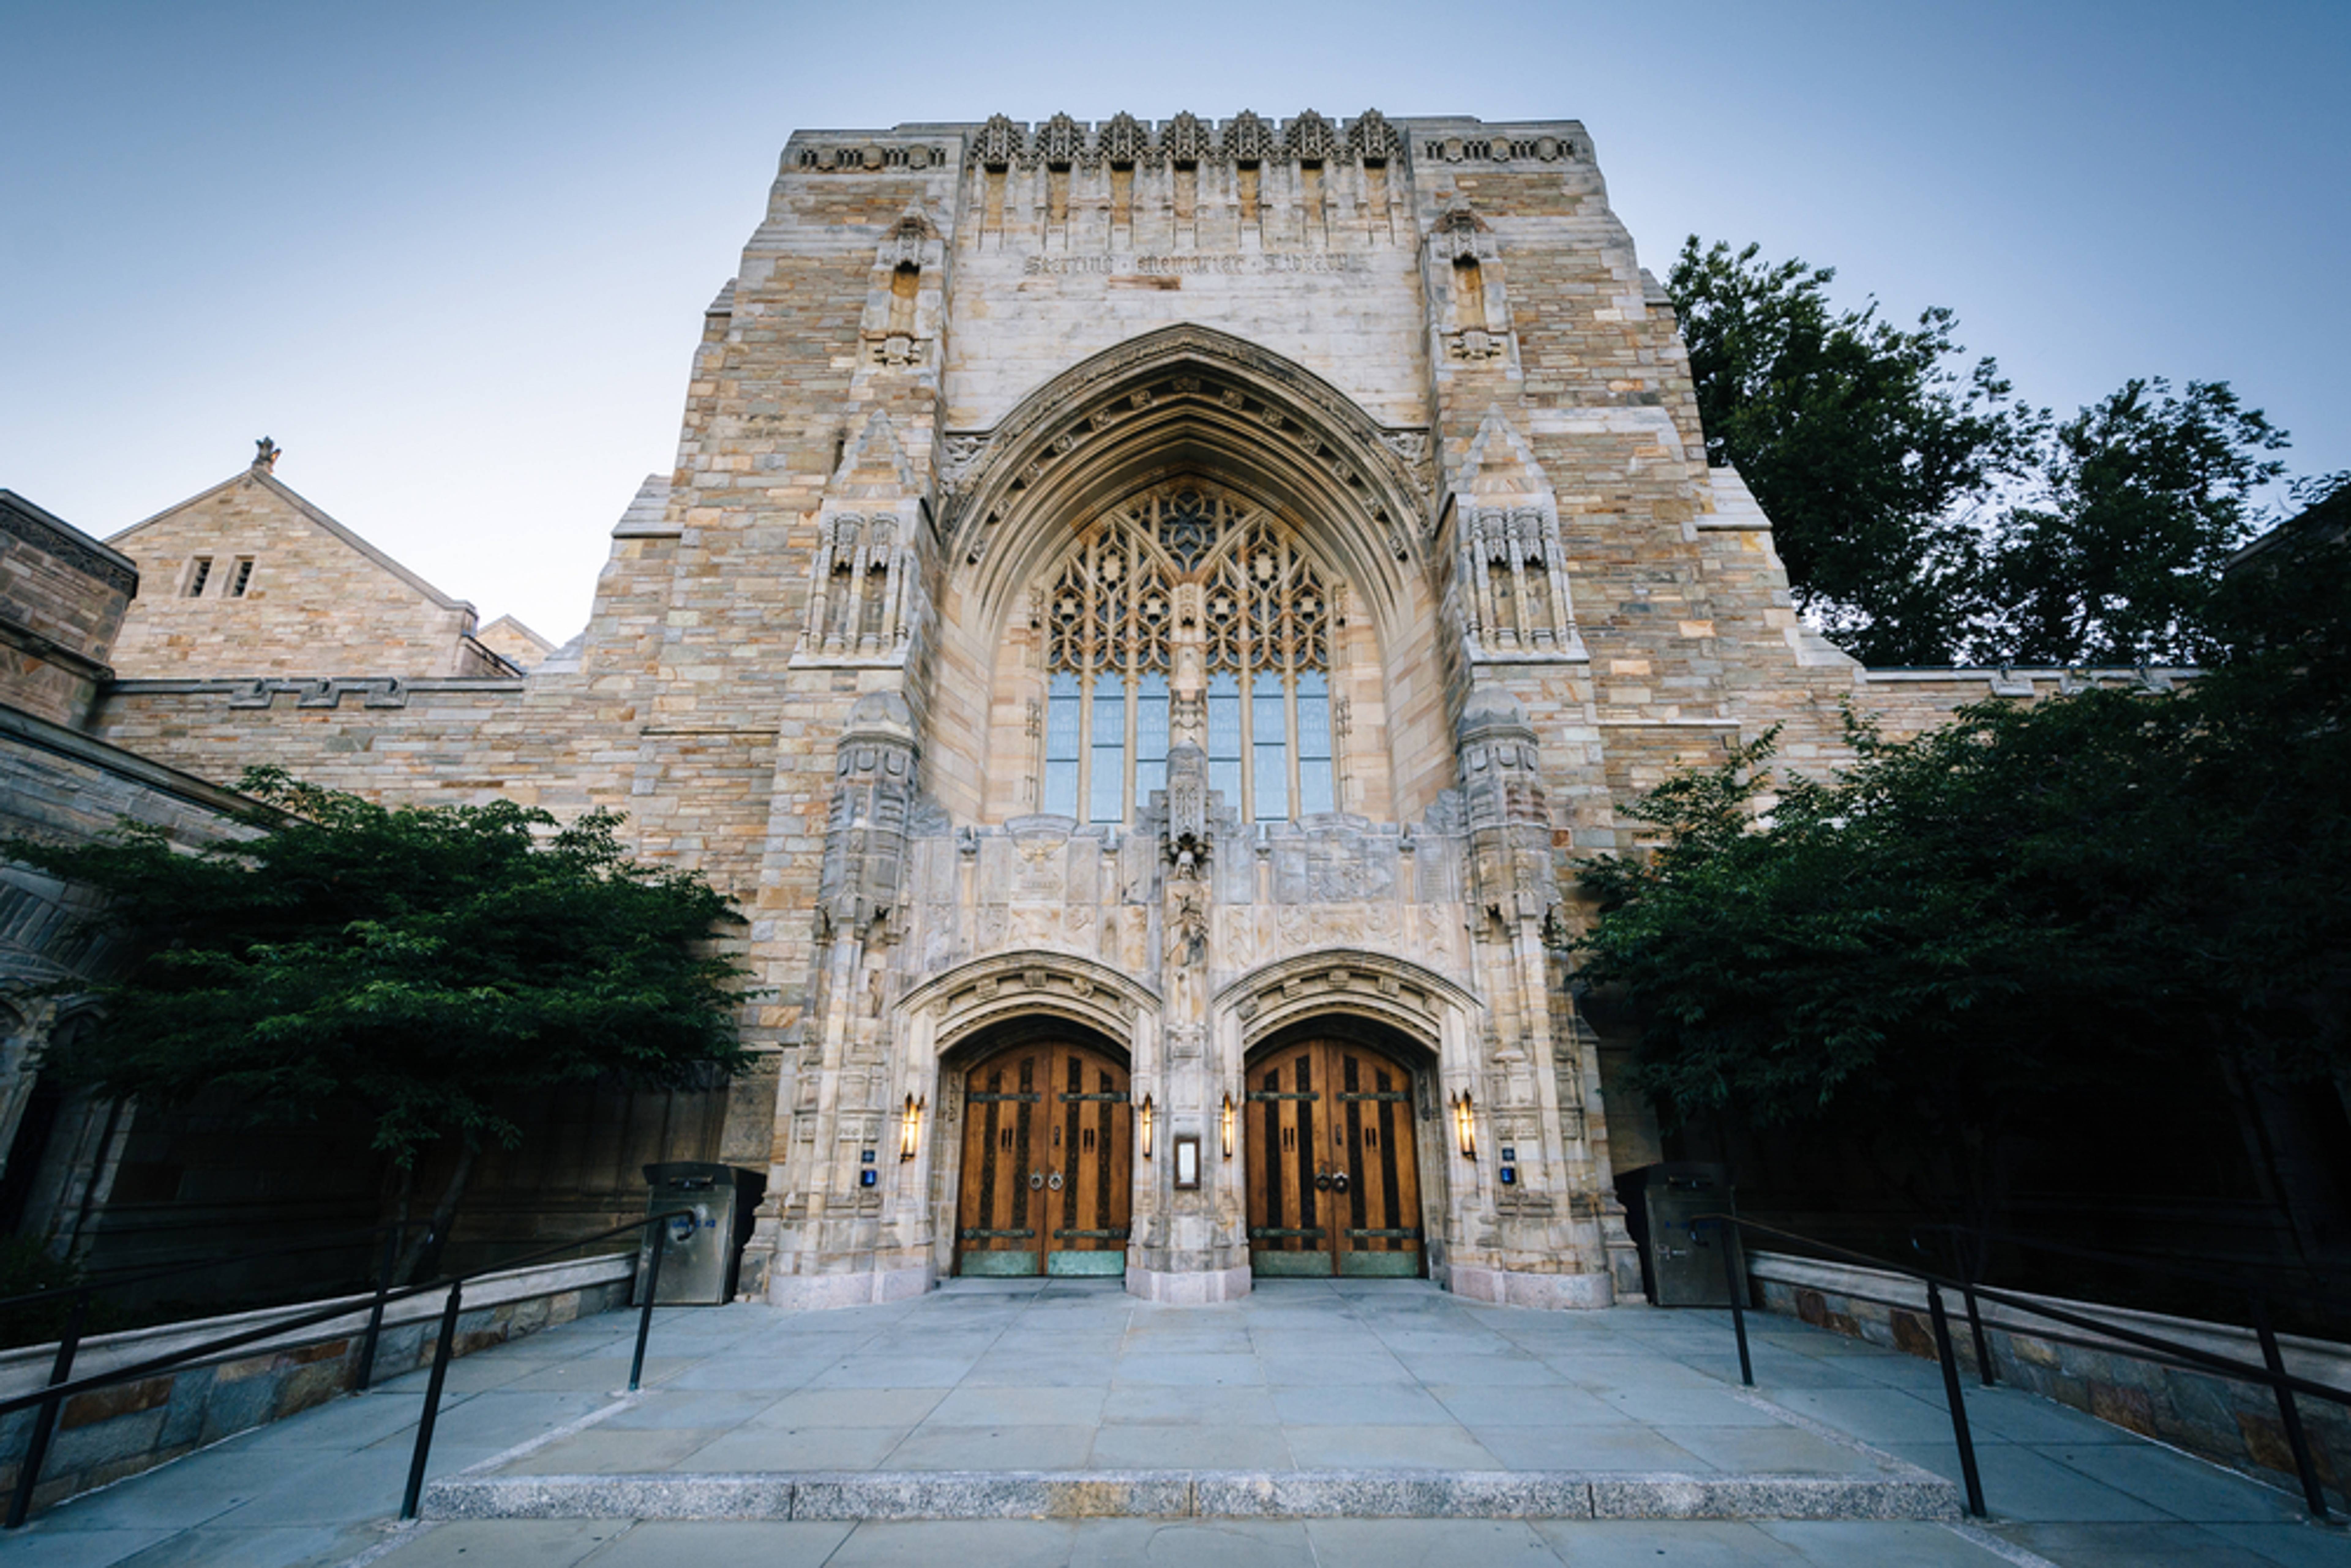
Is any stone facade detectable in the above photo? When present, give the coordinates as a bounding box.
[0,490,136,730]
[59,113,2067,1310]
[105,455,514,681]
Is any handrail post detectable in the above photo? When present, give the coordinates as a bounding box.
[1925,1281,1987,1517]
[629,1216,671,1393]
[1716,1218,1753,1387]
[1952,1227,1997,1388]
[399,1280,464,1522]
[4,1287,88,1530]
[354,1223,401,1394]
[2251,1293,2329,1520]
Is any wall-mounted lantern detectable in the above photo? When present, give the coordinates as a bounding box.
[1452,1089,1477,1159]
[1220,1093,1235,1159]
[899,1093,925,1161]
[1139,1094,1154,1159]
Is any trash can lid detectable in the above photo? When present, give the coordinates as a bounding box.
[644,1160,739,1187]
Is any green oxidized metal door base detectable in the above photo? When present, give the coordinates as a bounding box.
[1046,1250,1126,1276]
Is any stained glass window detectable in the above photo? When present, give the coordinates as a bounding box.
[1037,482,1339,824]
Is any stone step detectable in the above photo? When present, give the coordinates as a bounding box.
[424,1467,1960,1523]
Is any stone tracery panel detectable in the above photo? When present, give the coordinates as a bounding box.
[1032,482,1349,827]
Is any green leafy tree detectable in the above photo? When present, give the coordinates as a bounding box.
[1667,238,2043,664]
[1575,514,2351,1226]
[5,770,749,1280]
[1987,379,2291,667]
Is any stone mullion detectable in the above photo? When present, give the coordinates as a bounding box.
[1505,516,1534,651]
[876,522,907,649]
[1471,514,1505,649]
[805,527,838,653]
[1536,511,1573,646]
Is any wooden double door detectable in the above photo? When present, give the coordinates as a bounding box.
[1246,1038,1425,1277]
[955,1041,1131,1277]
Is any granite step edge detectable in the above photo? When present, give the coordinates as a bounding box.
[422,1468,1961,1523]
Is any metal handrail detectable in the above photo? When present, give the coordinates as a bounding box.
[1700,1213,2347,1524]
[0,1218,428,1318]
[3,1207,692,1528]
[1907,1219,2350,1326]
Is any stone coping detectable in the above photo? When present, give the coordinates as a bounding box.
[424,1466,1959,1523]
[0,1253,633,1400]
[1749,1250,2351,1396]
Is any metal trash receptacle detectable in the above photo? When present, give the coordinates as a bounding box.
[639,1162,765,1305]
[1618,1162,1739,1307]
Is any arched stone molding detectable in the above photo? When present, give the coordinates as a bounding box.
[1215,946,1477,1056]
[895,952,1158,1296]
[1214,957,1494,1302]
[939,325,1435,627]
[899,947,1160,1063]
[928,327,1462,825]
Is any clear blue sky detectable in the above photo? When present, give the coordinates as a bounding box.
[4,0,2343,642]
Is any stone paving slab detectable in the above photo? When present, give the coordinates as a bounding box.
[7,1277,2348,1567]
[421,1465,1956,1522]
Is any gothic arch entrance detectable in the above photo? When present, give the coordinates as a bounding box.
[953,1028,1132,1278]
[1244,1021,1427,1278]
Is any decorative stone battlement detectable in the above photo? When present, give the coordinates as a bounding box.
[780,114,1592,177]
[962,110,1404,169]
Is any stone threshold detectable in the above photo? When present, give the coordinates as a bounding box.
[424,1467,1959,1523]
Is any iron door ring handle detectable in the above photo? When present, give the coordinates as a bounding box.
[1029,1171,1045,1190]
[1048,1171,1064,1191]
[1332,1173,1351,1194]
[1314,1172,1333,1191]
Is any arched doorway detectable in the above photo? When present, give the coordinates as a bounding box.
[954,1034,1131,1278]
[1245,1030,1425,1278]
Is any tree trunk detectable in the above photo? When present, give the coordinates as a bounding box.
[393,1143,478,1286]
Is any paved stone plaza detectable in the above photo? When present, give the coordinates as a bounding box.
[9,1281,2344,1566]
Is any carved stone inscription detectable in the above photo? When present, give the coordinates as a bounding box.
[1022,253,1371,277]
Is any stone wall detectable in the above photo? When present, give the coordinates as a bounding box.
[0,490,136,730]
[1749,1251,2350,1512]
[106,467,500,680]
[69,114,2075,1316]
[0,1255,634,1517]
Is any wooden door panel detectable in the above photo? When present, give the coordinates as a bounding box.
[958,1049,1043,1276]
[958,1041,1128,1279]
[1337,1046,1422,1277]
[1047,1046,1130,1275]
[1247,1039,1422,1279]
[1247,1042,1331,1276]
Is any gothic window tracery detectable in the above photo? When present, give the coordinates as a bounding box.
[1038,483,1340,826]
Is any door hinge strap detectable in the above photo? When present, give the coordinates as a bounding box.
[958,1228,1037,1239]
[1248,1226,1328,1238]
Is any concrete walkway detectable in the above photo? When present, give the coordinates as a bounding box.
[7,1277,2345,1567]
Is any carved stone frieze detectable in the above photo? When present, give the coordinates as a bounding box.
[793,140,950,173]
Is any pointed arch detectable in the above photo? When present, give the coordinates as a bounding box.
[939,325,1434,628]
[925,328,1457,828]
